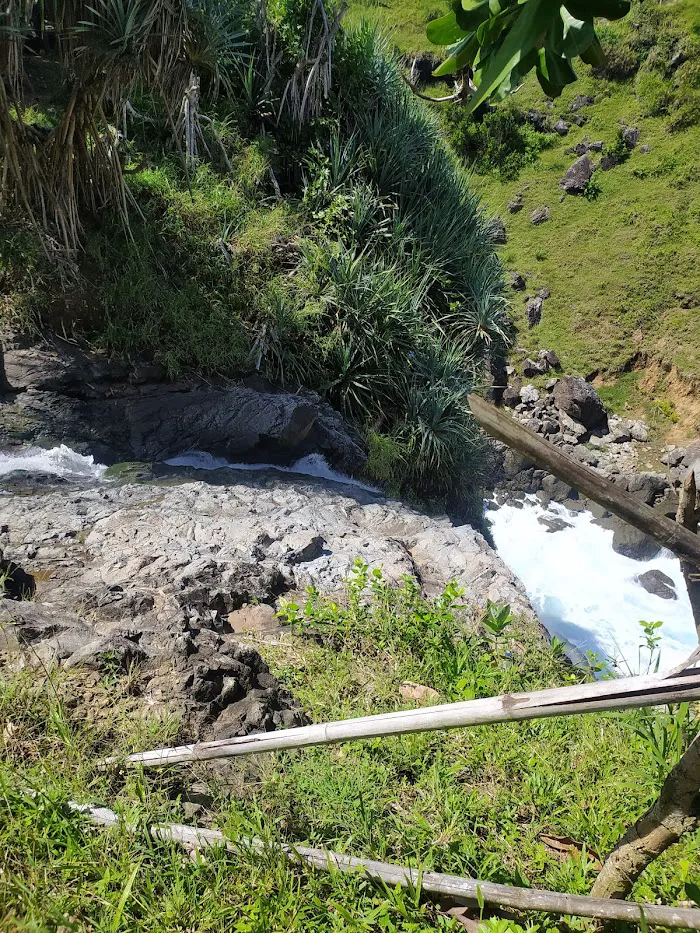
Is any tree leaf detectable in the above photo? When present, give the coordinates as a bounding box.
[433,33,479,76]
[456,0,492,31]
[466,0,561,113]
[427,10,465,45]
[686,882,700,907]
[580,34,606,67]
[558,7,595,58]
[564,0,630,21]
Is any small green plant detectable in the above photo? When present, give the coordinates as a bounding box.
[583,176,602,201]
[652,398,680,423]
[481,601,514,640]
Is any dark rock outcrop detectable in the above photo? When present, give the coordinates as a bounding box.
[553,376,608,430]
[560,155,596,195]
[1,344,366,474]
[488,217,507,244]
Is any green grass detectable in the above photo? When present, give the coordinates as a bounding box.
[345,0,700,424]
[2,568,700,931]
[345,0,449,54]
[474,74,700,387]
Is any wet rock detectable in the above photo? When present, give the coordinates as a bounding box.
[635,569,677,600]
[1,345,367,476]
[530,206,549,225]
[510,272,527,291]
[537,516,573,533]
[560,155,596,195]
[553,376,608,430]
[612,524,661,561]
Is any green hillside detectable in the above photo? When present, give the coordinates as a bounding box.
[348,0,700,437]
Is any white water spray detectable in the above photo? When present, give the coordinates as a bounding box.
[0,445,107,481]
[164,450,380,492]
[488,497,696,673]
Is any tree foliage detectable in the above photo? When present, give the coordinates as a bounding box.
[427,0,631,111]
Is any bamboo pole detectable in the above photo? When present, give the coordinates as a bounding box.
[102,665,700,769]
[70,803,700,929]
[467,393,700,569]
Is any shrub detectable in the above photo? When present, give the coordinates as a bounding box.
[442,106,556,181]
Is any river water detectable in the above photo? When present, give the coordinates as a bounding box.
[1,444,696,673]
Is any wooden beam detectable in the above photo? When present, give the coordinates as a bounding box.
[468,393,700,569]
[101,665,700,769]
[70,803,700,928]
[676,470,700,637]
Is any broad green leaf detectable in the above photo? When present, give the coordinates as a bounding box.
[466,0,560,113]
[558,6,595,57]
[455,0,491,32]
[427,10,466,45]
[686,882,700,908]
[580,34,606,67]
[433,32,480,75]
[564,0,630,20]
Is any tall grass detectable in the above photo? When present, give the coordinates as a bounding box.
[253,26,510,506]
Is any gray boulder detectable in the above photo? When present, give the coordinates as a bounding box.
[635,569,677,601]
[520,385,540,405]
[627,472,668,505]
[530,206,550,225]
[553,376,608,430]
[488,217,507,244]
[571,94,595,111]
[510,272,527,291]
[560,155,596,195]
[623,126,640,149]
[553,118,569,136]
[612,524,661,561]
[508,193,524,213]
[526,296,544,327]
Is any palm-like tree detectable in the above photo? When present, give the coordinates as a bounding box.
[0,0,244,255]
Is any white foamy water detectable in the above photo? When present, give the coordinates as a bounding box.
[0,445,107,481]
[165,450,380,492]
[488,497,697,673]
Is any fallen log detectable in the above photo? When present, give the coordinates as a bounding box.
[70,802,700,929]
[102,663,700,769]
[467,393,700,570]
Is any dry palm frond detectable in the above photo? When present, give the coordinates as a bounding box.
[278,0,347,128]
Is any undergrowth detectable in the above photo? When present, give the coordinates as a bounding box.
[2,566,699,931]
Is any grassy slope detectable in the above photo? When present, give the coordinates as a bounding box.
[2,575,700,931]
[345,0,700,437]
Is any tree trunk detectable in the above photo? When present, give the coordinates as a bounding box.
[590,736,700,900]
[677,470,700,639]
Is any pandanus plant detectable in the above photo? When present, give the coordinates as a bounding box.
[0,0,245,256]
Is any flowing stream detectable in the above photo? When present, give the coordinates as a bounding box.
[488,497,696,673]
[1,444,696,672]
